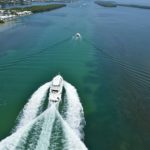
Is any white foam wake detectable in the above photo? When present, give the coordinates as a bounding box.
[0,106,54,150]
[0,79,88,150]
[64,81,85,139]
[56,111,87,150]
[15,82,51,131]
[35,104,56,150]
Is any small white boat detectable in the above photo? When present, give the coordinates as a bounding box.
[73,33,82,40]
[49,75,63,103]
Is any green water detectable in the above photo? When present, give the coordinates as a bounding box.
[0,0,150,149]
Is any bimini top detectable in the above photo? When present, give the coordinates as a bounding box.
[52,75,62,86]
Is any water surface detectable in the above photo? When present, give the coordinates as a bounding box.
[0,0,150,149]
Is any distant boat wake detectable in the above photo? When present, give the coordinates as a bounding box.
[0,81,87,150]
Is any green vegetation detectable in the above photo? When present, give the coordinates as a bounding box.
[0,0,18,4]
[7,4,66,13]
[0,20,5,24]
[95,0,150,9]
[95,1,117,7]
[118,4,150,9]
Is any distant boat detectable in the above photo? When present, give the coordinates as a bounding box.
[49,75,63,103]
[73,33,82,40]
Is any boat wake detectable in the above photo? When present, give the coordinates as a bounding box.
[0,80,87,150]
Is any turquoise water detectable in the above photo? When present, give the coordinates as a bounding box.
[0,0,150,149]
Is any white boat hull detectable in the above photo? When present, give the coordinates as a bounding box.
[49,75,63,103]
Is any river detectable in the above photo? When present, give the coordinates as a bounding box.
[0,0,150,150]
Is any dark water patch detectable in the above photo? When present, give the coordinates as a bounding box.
[87,39,150,89]
[96,56,150,87]
[85,110,125,150]
[98,56,150,88]
[84,68,150,149]
[83,75,100,84]
[98,53,150,80]
[83,86,93,95]
[88,70,98,75]
[84,30,150,149]
[86,61,98,69]
[116,75,150,149]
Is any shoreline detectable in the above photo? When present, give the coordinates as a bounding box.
[0,4,66,24]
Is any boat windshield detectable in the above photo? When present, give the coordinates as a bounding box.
[52,89,58,93]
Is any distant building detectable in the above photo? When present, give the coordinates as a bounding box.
[0,0,32,5]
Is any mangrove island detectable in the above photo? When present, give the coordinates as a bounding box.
[95,0,150,9]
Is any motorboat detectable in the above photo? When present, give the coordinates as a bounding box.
[73,33,82,40]
[49,75,63,103]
